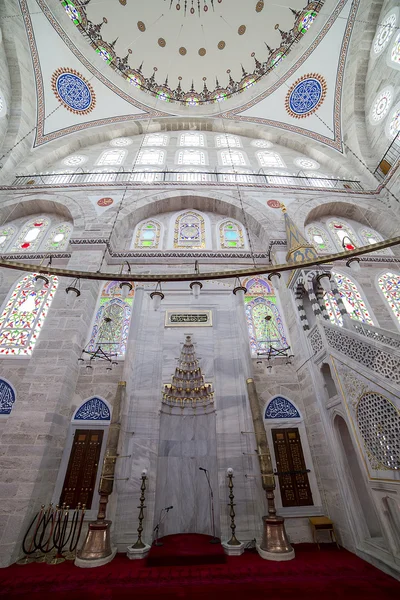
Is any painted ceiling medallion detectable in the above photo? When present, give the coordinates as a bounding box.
[97,197,114,207]
[285,73,327,119]
[166,0,222,17]
[267,199,282,209]
[238,25,246,35]
[179,47,187,55]
[198,48,206,56]
[137,21,146,31]
[51,68,95,114]
[158,38,166,47]
[218,41,226,50]
[255,1,264,12]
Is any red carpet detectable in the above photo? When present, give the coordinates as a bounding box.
[0,544,399,600]
[147,534,226,567]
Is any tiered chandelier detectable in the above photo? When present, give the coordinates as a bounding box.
[165,0,222,17]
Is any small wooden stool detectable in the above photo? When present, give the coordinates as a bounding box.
[309,516,340,549]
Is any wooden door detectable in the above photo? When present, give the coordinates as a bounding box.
[272,428,313,507]
[60,429,104,509]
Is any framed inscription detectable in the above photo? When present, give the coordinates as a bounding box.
[165,310,212,327]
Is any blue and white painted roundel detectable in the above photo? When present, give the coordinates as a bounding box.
[51,68,96,115]
[285,74,327,119]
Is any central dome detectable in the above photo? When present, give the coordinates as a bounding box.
[62,0,321,105]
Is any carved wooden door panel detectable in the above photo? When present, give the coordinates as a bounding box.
[272,428,313,507]
[60,429,103,509]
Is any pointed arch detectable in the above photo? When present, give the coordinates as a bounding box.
[324,271,374,326]
[133,219,162,249]
[72,396,111,422]
[0,378,16,415]
[327,219,359,251]
[43,222,72,251]
[87,281,134,357]
[218,219,246,249]
[305,223,334,254]
[0,273,58,355]
[243,276,288,354]
[173,210,206,249]
[358,227,388,255]
[10,216,50,252]
[0,225,16,252]
[377,271,400,327]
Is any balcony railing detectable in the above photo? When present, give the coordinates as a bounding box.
[11,170,364,190]
[374,132,400,182]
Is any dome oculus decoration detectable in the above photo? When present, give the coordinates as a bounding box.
[285,73,327,119]
[371,88,393,122]
[51,68,95,114]
[59,0,323,106]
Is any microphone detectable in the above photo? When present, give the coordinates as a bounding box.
[199,467,207,472]
[165,506,173,510]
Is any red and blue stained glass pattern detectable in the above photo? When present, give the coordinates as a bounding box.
[243,277,288,354]
[0,274,58,355]
[306,225,333,253]
[88,281,134,357]
[11,217,50,252]
[328,221,358,251]
[324,272,374,327]
[378,272,400,325]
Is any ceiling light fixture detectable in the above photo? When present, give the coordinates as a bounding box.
[165,0,222,17]
[150,281,164,311]
[189,260,203,299]
[119,261,133,299]
[65,277,81,306]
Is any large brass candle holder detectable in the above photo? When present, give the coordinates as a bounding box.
[127,469,151,560]
[246,378,294,561]
[222,468,245,556]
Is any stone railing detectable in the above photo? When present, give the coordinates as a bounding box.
[345,319,400,350]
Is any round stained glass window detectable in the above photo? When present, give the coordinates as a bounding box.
[373,11,397,55]
[110,137,133,147]
[388,107,400,138]
[63,155,87,166]
[390,32,400,65]
[371,88,393,122]
[294,157,320,170]
[251,139,273,148]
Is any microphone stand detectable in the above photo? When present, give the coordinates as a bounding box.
[201,469,219,544]
[153,508,171,547]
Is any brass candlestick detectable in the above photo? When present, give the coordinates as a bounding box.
[131,470,148,550]
[226,468,241,546]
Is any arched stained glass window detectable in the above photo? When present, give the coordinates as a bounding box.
[177,149,207,166]
[328,220,358,251]
[96,149,126,166]
[0,274,58,355]
[219,220,245,249]
[257,151,285,168]
[134,220,161,248]
[173,211,206,249]
[88,281,134,358]
[136,149,165,165]
[323,272,374,327]
[180,132,205,147]
[0,226,16,252]
[244,277,288,354]
[143,134,168,147]
[358,227,387,255]
[378,272,400,325]
[220,149,246,166]
[215,134,241,148]
[306,225,333,253]
[11,217,50,252]
[44,223,72,251]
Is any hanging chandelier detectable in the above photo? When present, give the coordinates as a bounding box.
[165,0,222,17]
[78,295,120,371]
[256,315,293,367]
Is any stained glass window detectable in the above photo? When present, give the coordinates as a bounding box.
[0,274,58,355]
[136,149,165,165]
[359,227,387,255]
[11,217,50,252]
[371,88,393,122]
[134,220,161,248]
[257,152,286,168]
[390,32,400,65]
[44,223,72,251]
[88,281,134,358]
[173,211,205,249]
[219,220,245,249]
[0,226,16,252]
[143,134,168,147]
[377,272,400,325]
[328,220,358,251]
[180,132,205,147]
[323,272,374,327]
[177,149,207,166]
[373,10,397,55]
[96,149,126,166]
[388,106,400,138]
[243,277,288,354]
[306,225,333,253]
[220,149,246,166]
[215,135,241,148]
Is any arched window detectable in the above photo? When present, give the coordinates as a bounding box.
[257,151,285,168]
[306,225,334,253]
[323,272,374,326]
[358,227,387,255]
[220,149,246,166]
[0,273,58,355]
[377,272,400,325]
[0,379,16,415]
[136,149,165,165]
[173,211,206,249]
[215,134,241,148]
[0,225,16,252]
[180,132,205,147]
[177,149,207,166]
[244,277,288,354]
[327,220,359,251]
[219,220,245,249]
[44,223,72,251]
[143,134,168,146]
[88,281,134,358]
[389,31,400,67]
[96,149,126,166]
[11,217,50,252]
[133,220,161,249]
